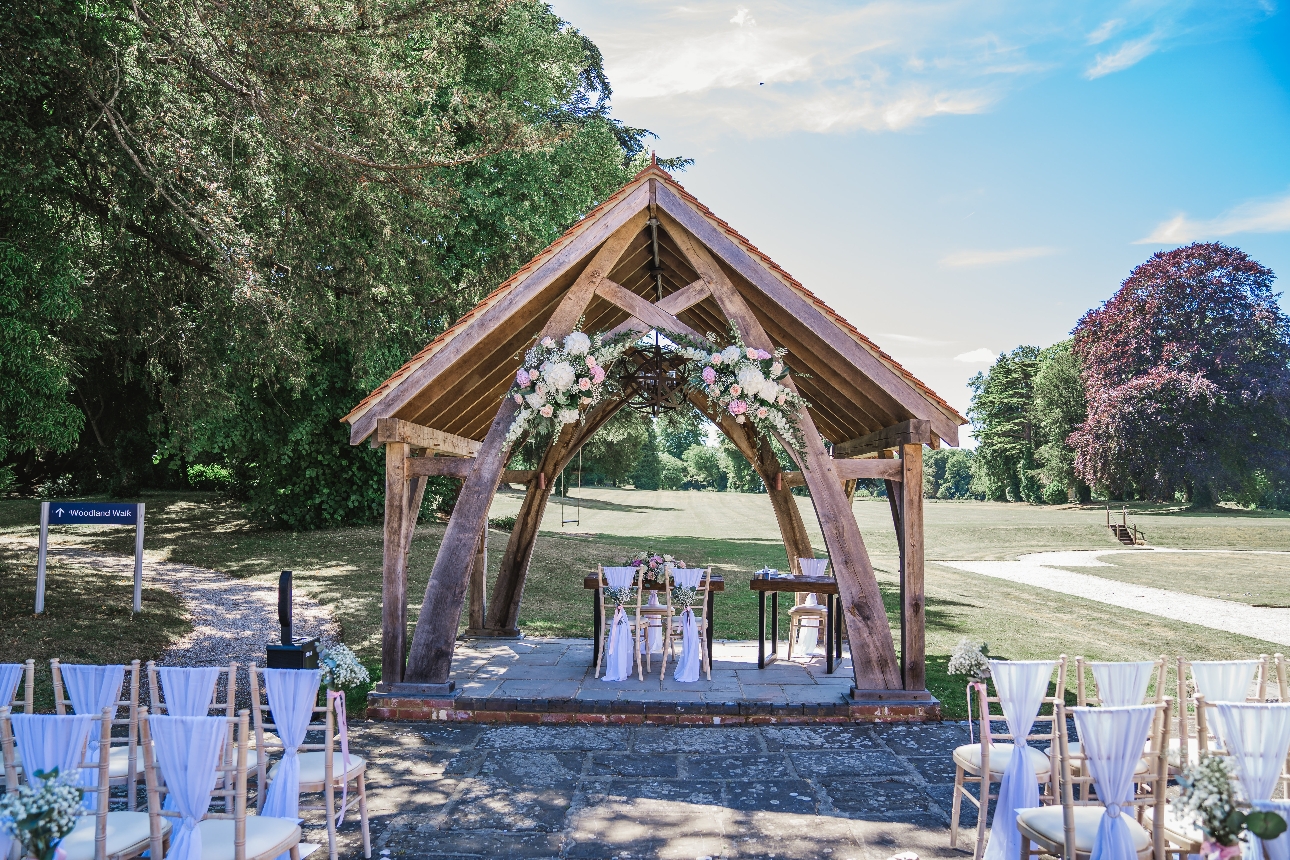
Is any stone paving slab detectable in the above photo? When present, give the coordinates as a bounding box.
[306,719,974,860]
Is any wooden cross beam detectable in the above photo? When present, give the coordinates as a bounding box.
[375,418,481,457]
[833,419,934,458]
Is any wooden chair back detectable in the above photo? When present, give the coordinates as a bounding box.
[246,665,336,812]
[140,709,259,860]
[0,705,116,859]
[1052,698,1172,860]
[51,659,141,809]
[4,660,36,715]
[1074,656,1167,706]
[973,657,1068,798]
[1174,656,1272,768]
[662,565,711,623]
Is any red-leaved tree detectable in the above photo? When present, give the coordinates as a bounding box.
[1070,242,1290,504]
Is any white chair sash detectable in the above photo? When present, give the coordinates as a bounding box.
[602,568,636,683]
[982,660,1057,860]
[148,716,228,860]
[157,667,222,717]
[1212,703,1290,860]
[640,592,663,655]
[0,664,23,707]
[260,668,321,822]
[59,664,125,808]
[1251,800,1290,860]
[798,558,827,577]
[10,713,96,789]
[672,568,703,683]
[1072,705,1157,860]
[1192,660,1261,704]
[1090,661,1155,706]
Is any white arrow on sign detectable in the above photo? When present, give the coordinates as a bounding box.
[55,508,65,517]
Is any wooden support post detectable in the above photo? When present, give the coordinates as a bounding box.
[466,532,487,634]
[380,442,410,687]
[900,443,926,692]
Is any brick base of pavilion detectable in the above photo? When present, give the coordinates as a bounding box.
[367,637,941,725]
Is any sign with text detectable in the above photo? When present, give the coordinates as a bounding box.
[48,502,140,525]
[37,501,145,614]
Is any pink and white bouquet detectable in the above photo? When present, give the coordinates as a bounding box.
[504,330,633,445]
[670,329,809,456]
[627,550,685,585]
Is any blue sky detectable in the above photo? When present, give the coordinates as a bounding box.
[550,0,1290,442]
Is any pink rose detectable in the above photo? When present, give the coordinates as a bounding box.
[736,414,746,424]
[708,385,722,397]
[756,407,768,418]
[710,353,723,366]
[770,362,782,376]
[585,354,597,368]
[541,337,555,348]
[528,367,539,380]
[746,348,758,359]
[701,367,717,385]
[728,399,748,416]
[591,366,606,384]
[536,383,548,396]
[729,384,742,397]
[777,394,786,405]
[516,369,530,386]
[579,377,591,390]
[513,394,523,404]
[540,405,554,418]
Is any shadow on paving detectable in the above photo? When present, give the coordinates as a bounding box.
[311,720,981,860]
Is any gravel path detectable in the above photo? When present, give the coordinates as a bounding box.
[940,548,1290,646]
[4,537,338,667]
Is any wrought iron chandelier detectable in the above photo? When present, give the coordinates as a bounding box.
[626,334,688,417]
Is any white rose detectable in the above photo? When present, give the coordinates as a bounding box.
[563,331,591,355]
[736,366,766,395]
[525,392,547,409]
[558,408,581,425]
[721,345,742,363]
[544,361,576,392]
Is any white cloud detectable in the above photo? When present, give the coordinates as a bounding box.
[955,348,997,363]
[572,0,1272,136]
[940,246,1060,267]
[1085,34,1158,78]
[1136,190,1290,244]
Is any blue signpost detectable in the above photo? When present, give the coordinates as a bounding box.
[37,501,146,613]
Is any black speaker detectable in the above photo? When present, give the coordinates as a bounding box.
[266,570,319,669]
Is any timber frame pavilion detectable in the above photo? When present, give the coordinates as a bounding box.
[344,161,967,717]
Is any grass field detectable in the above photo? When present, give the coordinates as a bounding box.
[1,490,1286,716]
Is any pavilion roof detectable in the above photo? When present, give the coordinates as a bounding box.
[344,164,966,447]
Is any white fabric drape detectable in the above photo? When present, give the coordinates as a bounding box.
[798,558,827,577]
[148,716,228,860]
[260,668,320,823]
[640,592,663,655]
[10,713,95,788]
[672,568,703,683]
[1090,661,1155,706]
[1191,660,1261,703]
[59,664,125,808]
[1072,705,1157,860]
[1211,703,1290,860]
[1251,800,1290,860]
[601,568,636,683]
[0,664,23,707]
[157,667,222,717]
[982,660,1057,860]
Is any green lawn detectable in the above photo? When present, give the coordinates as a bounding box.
[1049,549,1290,607]
[1,490,1285,717]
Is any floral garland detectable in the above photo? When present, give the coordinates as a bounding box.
[504,330,634,445]
[668,329,809,456]
[0,768,84,860]
[627,550,685,585]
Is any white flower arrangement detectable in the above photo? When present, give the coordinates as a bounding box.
[1177,755,1287,857]
[319,643,371,691]
[0,768,84,860]
[504,329,634,445]
[604,585,636,606]
[947,639,991,682]
[669,328,809,457]
[670,585,701,609]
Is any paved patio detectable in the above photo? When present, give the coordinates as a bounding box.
[311,720,977,860]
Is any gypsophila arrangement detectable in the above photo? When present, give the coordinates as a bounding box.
[947,639,991,682]
[319,644,370,691]
[667,328,809,457]
[670,585,701,609]
[627,551,685,586]
[504,329,635,445]
[0,768,84,860]
[604,586,636,606]
[1178,755,1287,859]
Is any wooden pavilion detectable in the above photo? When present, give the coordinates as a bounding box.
[344,161,966,709]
